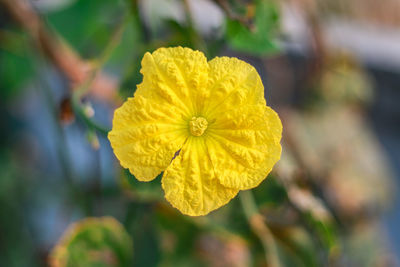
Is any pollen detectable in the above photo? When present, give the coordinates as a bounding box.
[189,117,208,136]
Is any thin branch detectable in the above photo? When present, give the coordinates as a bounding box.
[73,11,130,99]
[0,0,118,103]
[71,10,130,135]
[239,190,281,267]
[213,0,254,30]
[279,109,343,227]
[182,0,207,52]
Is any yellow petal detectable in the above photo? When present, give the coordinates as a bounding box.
[109,47,209,181]
[137,47,209,116]
[108,96,187,181]
[202,56,266,117]
[207,106,282,190]
[162,137,238,216]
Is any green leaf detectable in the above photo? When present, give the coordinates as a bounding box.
[252,175,287,206]
[226,0,280,55]
[46,0,125,56]
[156,209,200,264]
[50,217,133,267]
[0,48,33,100]
[121,169,164,202]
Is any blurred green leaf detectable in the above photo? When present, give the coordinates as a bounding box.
[272,226,319,267]
[122,170,164,202]
[124,202,162,267]
[165,19,195,48]
[105,16,142,77]
[50,217,133,267]
[0,153,38,266]
[310,218,339,257]
[46,0,126,57]
[156,209,201,266]
[252,175,287,206]
[0,47,33,100]
[226,0,280,55]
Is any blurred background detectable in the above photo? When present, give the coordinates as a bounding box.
[0,0,399,266]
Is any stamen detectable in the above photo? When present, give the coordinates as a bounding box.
[189,117,208,136]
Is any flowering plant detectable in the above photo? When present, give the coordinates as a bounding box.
[109,47,282,216]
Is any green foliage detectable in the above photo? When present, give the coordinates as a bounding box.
[156,209,202,266]
[0,153,38,266]
[46,0,122,56]
[253,175,287,205]
[0,39,33,100]
[125,204,162,267]
[50,217,133,267]
[0,0,392,266]
[226,0,280,55]
[123,170,164,202]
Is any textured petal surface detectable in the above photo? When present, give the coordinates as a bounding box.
[137,47,209,117]
[109,47,283,216]
[202,57,266,117]
[162,137,238,216]
[108,96,187,181]
[109,47,210,181]
[203,57,282,190]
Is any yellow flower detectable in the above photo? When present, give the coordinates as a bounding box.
[109,47,282,216]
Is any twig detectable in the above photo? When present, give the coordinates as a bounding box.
[239,190,281,267]
[182,0,207,52]
[0,0,118,102]
[213,0,254,30]
[71,10,130,135]
[279,109,343,227]
[73,11,130,100]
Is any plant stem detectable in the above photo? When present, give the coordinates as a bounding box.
[239,190,281,267]
[182,0,207,52]
[71,7,131,135]
[0,0,118,103]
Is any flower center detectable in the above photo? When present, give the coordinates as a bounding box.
[189,117,208,136]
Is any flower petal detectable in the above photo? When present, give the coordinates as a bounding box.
[162,137,238,216]
[108,96,187,181]
[202,57,266,117]
[207,106,282,190]
[109,47,209,181]
[138,47,209,116]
